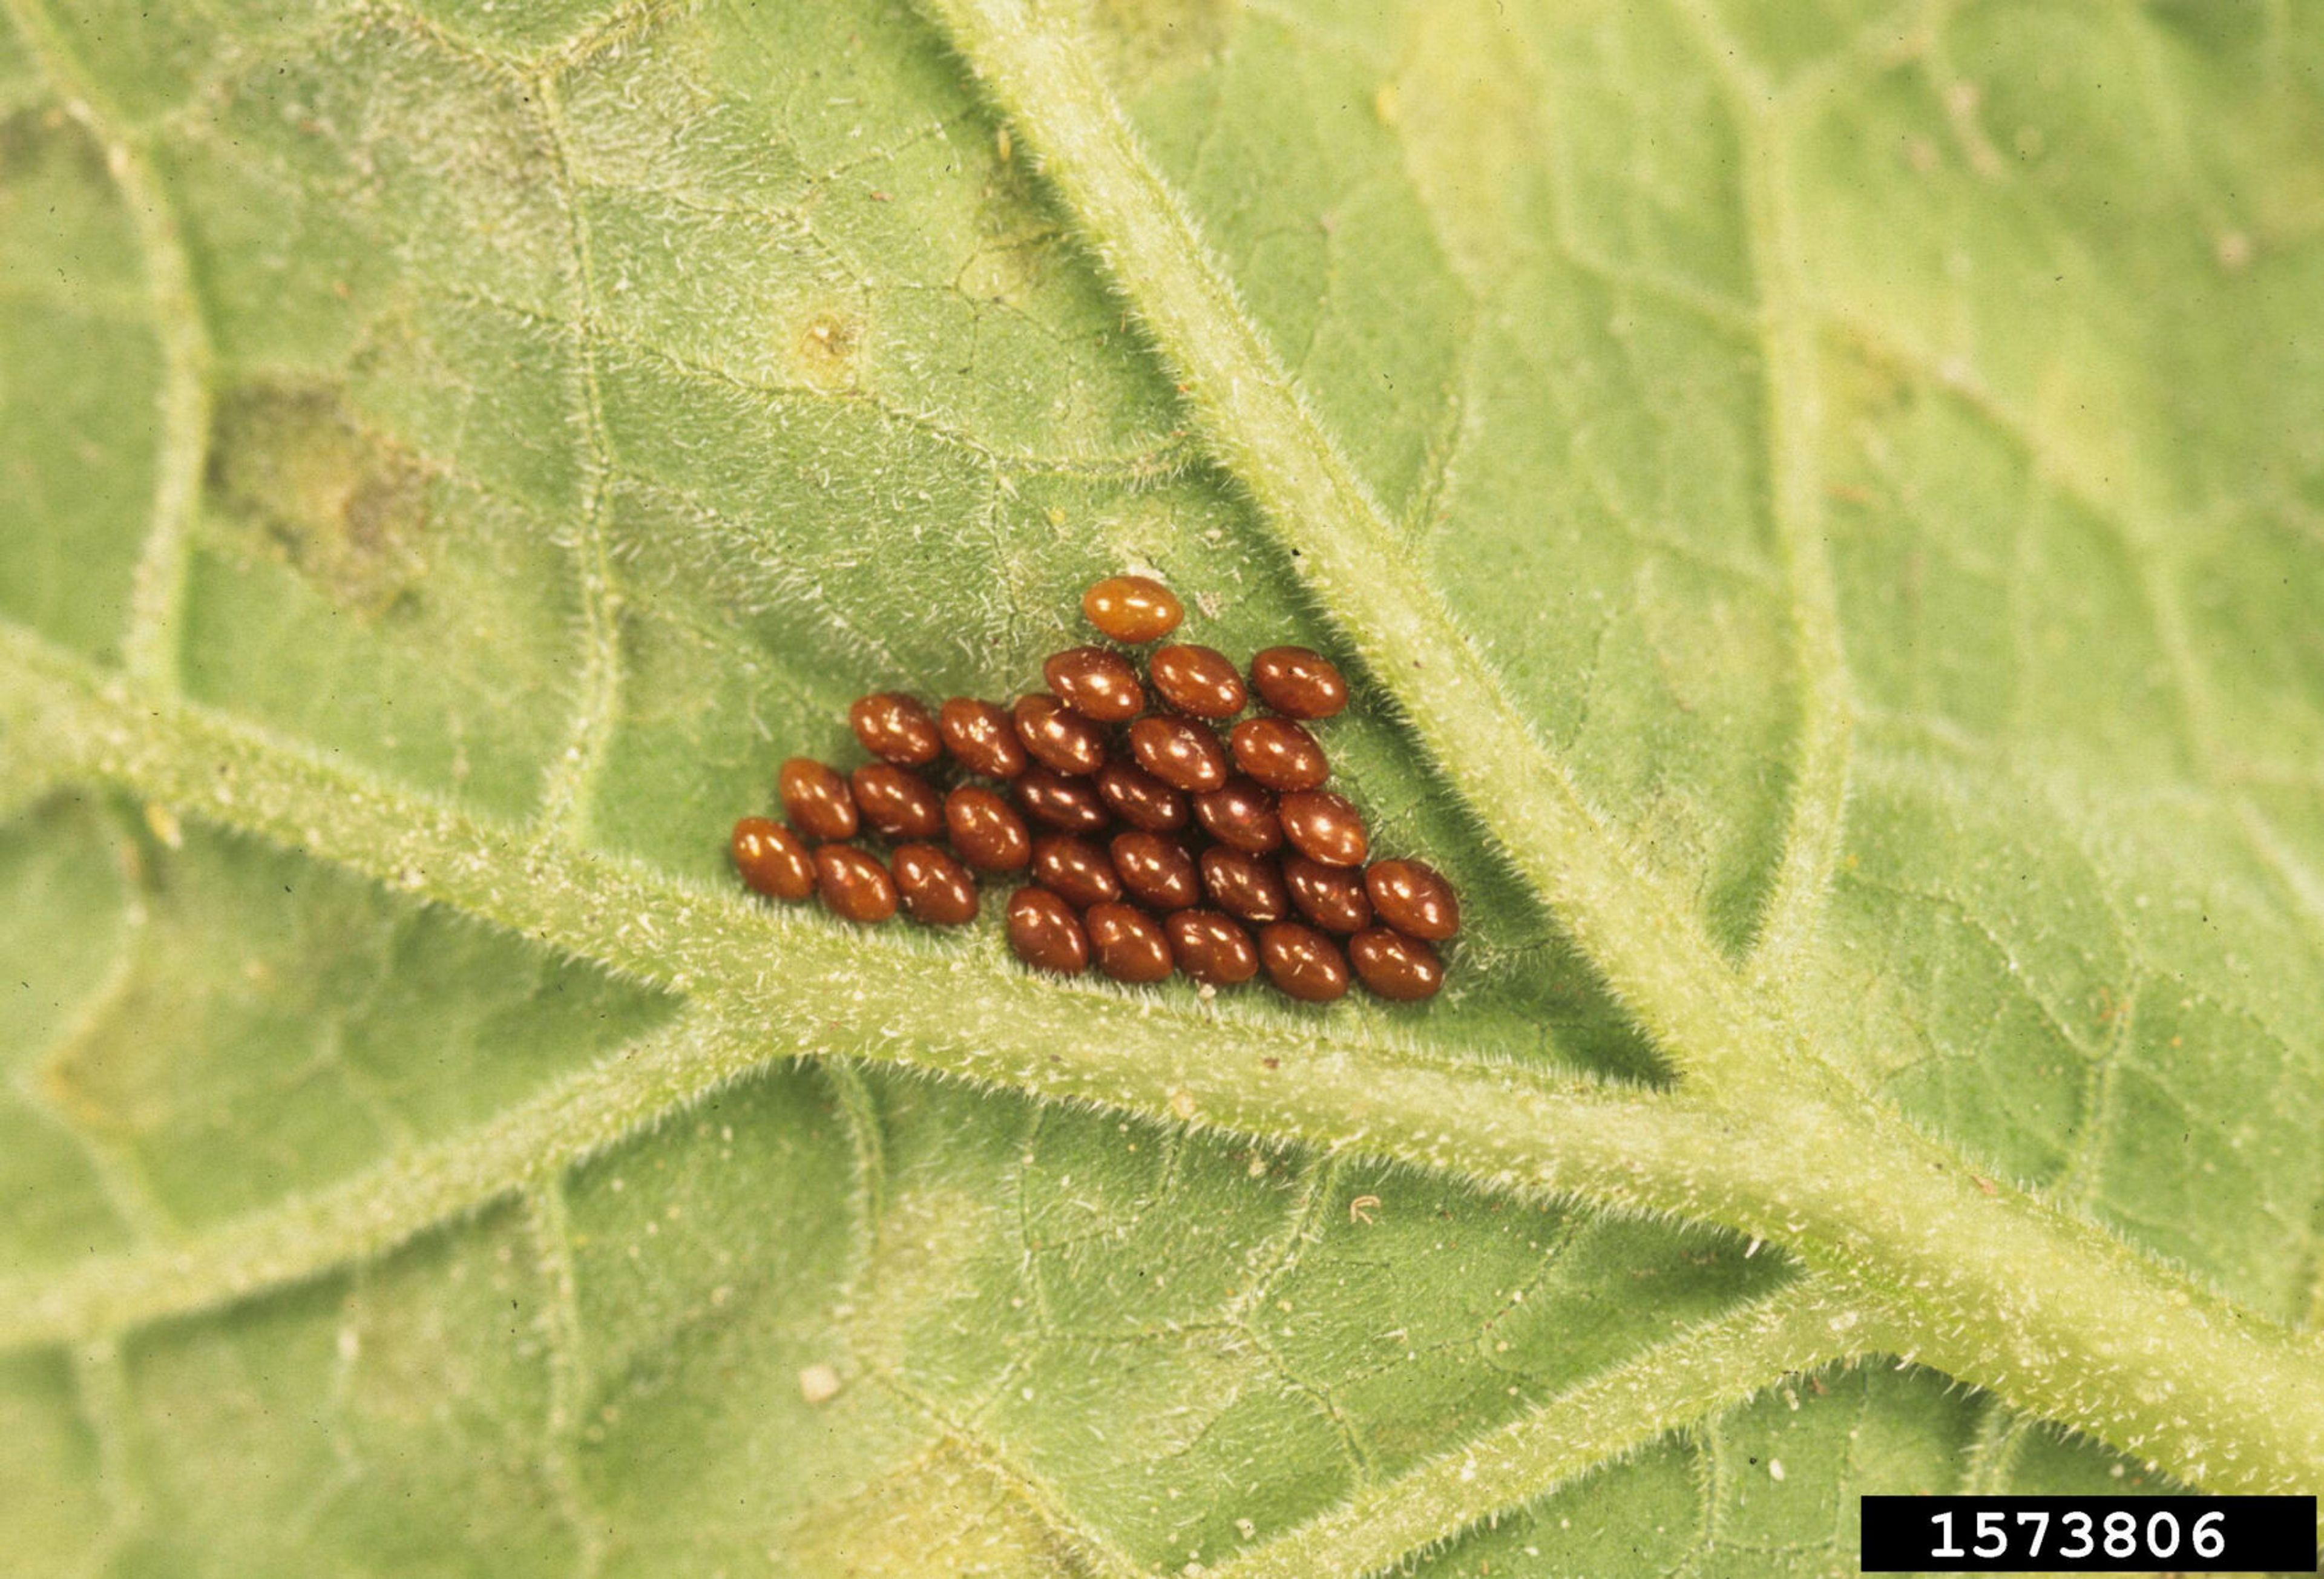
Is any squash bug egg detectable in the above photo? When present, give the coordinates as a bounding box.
[1148,643,1246,719]
[814,845,898,924]
[1259,922,1350,1002]
[1279,789,1368,867]
[1087,902,1174,983]
[1228,716,1329,793]
[1111,830,1201,912]
[892,843,979,925]
[1031,833,1123,910]
[1349,927,1444,1001]
[1008,887,1090,974]
[1365,859,1460,941]
[1082,574,1183,643]
[731,818,815,902]
[1250,647,1347,719]
[849,692,942,766]
[780,759,859,841]
[939,697,1028,779]
[1014,693,1109,775]
[945,785,1032,871]
[1044,646,1146,723]
[1129,714,1229,793]
[1166,909,1260,987]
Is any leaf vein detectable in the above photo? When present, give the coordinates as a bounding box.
[1716,47,1859,977]
[525,1180,607,1579]
[1209,1277,1865,1579]
[1,0,215,694]
[922,0,1789,1096]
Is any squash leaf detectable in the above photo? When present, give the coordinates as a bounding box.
[4,0,2322,1573]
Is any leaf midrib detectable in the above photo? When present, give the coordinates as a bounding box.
[11,623,2324,1509]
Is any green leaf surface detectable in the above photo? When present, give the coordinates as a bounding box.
[2,0,2322,1573]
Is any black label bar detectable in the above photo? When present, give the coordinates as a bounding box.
[1859,1495,2316,1572]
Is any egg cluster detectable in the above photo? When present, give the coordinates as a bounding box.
[729,574,1458,1002]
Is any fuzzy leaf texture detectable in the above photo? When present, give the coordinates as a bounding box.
[3,0,2323,1575]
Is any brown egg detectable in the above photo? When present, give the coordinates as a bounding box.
[1200,847,1289,924]
[1128,714,1229,793]
[1279,789,1367,867]
[891,843,979,925]
[1165,909,1259,986]
[1249,646,1348,719]
[850,763,944,840]
[849,692,941,766]
[945,785,1032,872]
[1349,928,1444,1002]
[1111,830,1201,911]
[1008,886,1089,974]
[1259,922,1350,1003]
[938,697,1028,779]
[1096,760,1189,833]
[814,845,897,924]
[1014,767,1111,833]
[1282,855,1372,934]
[1147,643,1246,719]
[1193,776,1282,854]
[1082,574,1183,643]
[1364,859,1460,941]
[1227,716,1329,792]
[1043,646,1146,723]
[780,758,859,841]
[730,817,815,902]
[1086,902,1174,984]
[1032,834,1121,908]
[1014,693,1108,775]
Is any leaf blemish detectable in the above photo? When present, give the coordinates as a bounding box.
[206,382,430,619]
[792,307,865,390]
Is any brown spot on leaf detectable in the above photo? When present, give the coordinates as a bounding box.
[792,307,863,390]
[207,383,430,617]
[0,106,108,184]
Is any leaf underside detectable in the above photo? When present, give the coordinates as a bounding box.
[4,0,2323,1575]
